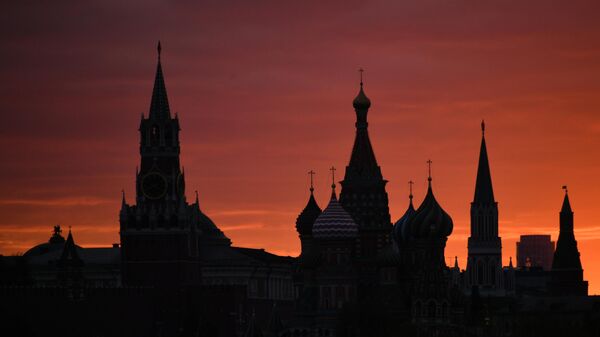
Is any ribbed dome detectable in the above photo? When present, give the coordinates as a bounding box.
[404,182,453,240]
[352,84,371,109]
[393,198,415,244]
[296,192,322,236]
[312,192,358,239]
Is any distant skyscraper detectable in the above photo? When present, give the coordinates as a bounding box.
[516,235,555,270]
[466,121,504,294]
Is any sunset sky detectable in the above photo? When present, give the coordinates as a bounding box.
[2,1,600,292]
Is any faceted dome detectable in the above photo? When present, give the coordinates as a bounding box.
[312,192,358,240]
[393,198,415,244]
[296,192,322,236]
[352,84,371,110]
[404,182,453,240]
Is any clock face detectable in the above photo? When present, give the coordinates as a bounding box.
[142,173,168,199]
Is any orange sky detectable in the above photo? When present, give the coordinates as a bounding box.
[2,1,600,293]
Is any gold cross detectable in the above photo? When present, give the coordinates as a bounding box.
[330,166,336,186]
[308,170,315,190]
[427,160,433,180]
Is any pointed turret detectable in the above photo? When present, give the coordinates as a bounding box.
[61,228,80,261]
[550,187,587,295]
[149,41,171,120]
[552,186,582,270]
[473,120,495,205]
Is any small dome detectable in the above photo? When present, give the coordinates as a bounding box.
[352,84,371,110]
[404,182,453,240]
[296,192,322,236]
[312,192,358,240]
[393,198,415,244]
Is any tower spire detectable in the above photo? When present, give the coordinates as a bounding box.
[157,40,162,61]
[408,180,414,205]
[473,121,495,204]
[149,41,171,120]
[330,166,337,198]
[427,159,433,185]
[481,119,485,136]
[308,170,315,194]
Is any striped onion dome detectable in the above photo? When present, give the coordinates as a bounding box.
[312,189,358,240]
[393,196,415,244]
[404,179,453,240]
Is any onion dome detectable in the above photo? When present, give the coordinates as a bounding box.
[312,181,358,240]
[352,82,371,110]
[404,165,453,240]
[296,190,322,236]
[393,196,415,244]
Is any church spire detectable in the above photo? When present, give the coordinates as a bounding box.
[346,69,380,177]
[149,41,171,120]
[473,120,495,204]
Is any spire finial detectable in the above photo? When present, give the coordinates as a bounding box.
[157,41,162,61]
[359,68,364,87]
[454,256,459,269]
[509,256,514,268]
[195,190,199,204]
[329,166,337,194]
[562,185,568,194]
[408,180,414,201]
[308,170,315,194]
[121,189,126,205]
[481,119,485,136]
[427,159,433,183]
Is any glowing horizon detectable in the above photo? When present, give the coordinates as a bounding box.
[2,1,600,293]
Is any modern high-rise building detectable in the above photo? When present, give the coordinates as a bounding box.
[516,235,555,270]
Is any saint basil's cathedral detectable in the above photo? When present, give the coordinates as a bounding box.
[0,44,596,337]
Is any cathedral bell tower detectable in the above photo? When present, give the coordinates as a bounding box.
[119,42,211,287]
[339,71,392,259]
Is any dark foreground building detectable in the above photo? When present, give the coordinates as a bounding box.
[1,44,599,337]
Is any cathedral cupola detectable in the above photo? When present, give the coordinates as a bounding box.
[352,69,371,129]
[404,161,453,240]
[296,170,322,236]
[393,181,416,245]
[312,167,358,240]
[352,78,371,111]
